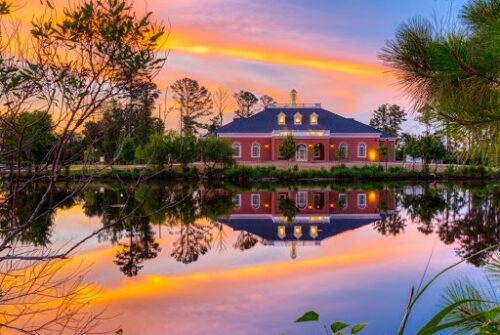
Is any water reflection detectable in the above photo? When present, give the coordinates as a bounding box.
[1,182,498,276]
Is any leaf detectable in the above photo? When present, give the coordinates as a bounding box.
[417,299,484,335]
[295,311,319,323]
[331,322,349,333]
[351,324,366,334]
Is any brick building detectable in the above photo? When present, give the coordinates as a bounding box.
[214,90,397,162]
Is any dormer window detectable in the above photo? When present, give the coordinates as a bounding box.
[294,112,302,125]
[277,112,286,125]
[310,112,318,125]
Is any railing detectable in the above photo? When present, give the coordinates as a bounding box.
[272,130,330,137]
[268,103,322,108]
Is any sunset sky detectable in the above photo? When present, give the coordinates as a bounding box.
[11,0,466,130]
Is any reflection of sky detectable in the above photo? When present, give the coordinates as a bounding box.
[26,205,485,335]
[9,0,467,132]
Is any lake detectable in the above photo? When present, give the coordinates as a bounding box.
[1,181,498,335]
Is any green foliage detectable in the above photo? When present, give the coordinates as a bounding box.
[330,322,348,333]
[279,135,296,161]
[278,197,299,223]
[295,311,319,322]
[380,0,500,165]
[369,103,407,137]
[198,136,235,169]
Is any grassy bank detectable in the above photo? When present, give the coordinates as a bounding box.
[38,163,500,181]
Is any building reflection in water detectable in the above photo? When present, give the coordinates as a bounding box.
[219,189,397,258]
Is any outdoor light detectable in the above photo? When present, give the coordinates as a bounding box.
[368,150,377,161]
[264,144,270,148]
[308,144,313,148]
[278,226,286,239]
[330,144,334,148]
[310,226,318,239]
[293,226,303,239]
[368,191,377,203]
[264,203,270,208]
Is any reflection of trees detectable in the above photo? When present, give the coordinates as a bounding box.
[401,185,447,235]
[397,184,500,266]
[373,214,407,236]
[0,184,76,246]
[279,197,299,223]
[233,231,260,251]
[171,223,213,264]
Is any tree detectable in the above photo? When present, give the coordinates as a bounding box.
[279,197,299,223]
[135,133,169,168]
[170,78,213,135]
[233,90,258,118]
[198,136,235,169]
[401,133,420,171]
[208,88,229,132]
[369,104,407,137]
[379,0,500,165]
[279,135,296,165]
[260,94,276,109]
[418,135,447,173]
[378,143,389,170]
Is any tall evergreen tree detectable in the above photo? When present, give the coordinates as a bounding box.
[369,104,407,137]
[233,90,258,118]
[170,78,213,134]
[379,0,500,165]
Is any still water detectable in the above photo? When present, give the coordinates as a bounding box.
[2,181,499,334]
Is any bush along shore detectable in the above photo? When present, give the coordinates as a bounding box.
[13,164,499,182]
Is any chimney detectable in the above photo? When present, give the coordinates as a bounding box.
[290,89,297,106]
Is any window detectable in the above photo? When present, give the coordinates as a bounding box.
[296,144,307,161]
[251,143,260,158]
[338,193,348,209]
[310,112,318,125]
[251,193,260,209]
[277,112,286,125]
[339,143,348,159]
[296,191,307,209]
[357,143,367,158]
[232,194,241,209]
[357,193,367,209]
[294,112,302,125]
[232,143,241,158]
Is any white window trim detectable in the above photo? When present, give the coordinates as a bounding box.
[277,112,286,125]
[357,193,367,209]
[310,112,318,125]
[232,194,241,209]
[251,193,260,209]
[294,112,302,125]
[251,142,261,158]
[232,142,242,158]
[296,191,307,209]
[357,143,367,158]
[296,144,308,161]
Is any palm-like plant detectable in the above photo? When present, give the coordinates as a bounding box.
[379,0,500,166]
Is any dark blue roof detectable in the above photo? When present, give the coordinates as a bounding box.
[219,216,384,242]
[214,107,394,138]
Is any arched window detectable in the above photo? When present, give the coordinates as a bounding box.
[357,193,367,209]
[251,193,260,209]
[296,191,307,209]
[296,144,307,161]
[277,112,286,125]
[338,143,348,159]
[251,143,260,158]
[232,194,241,209]
[310,112,318,125]
[357,143,367,158]
[232,143,241,158]
[294,112,302,125]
